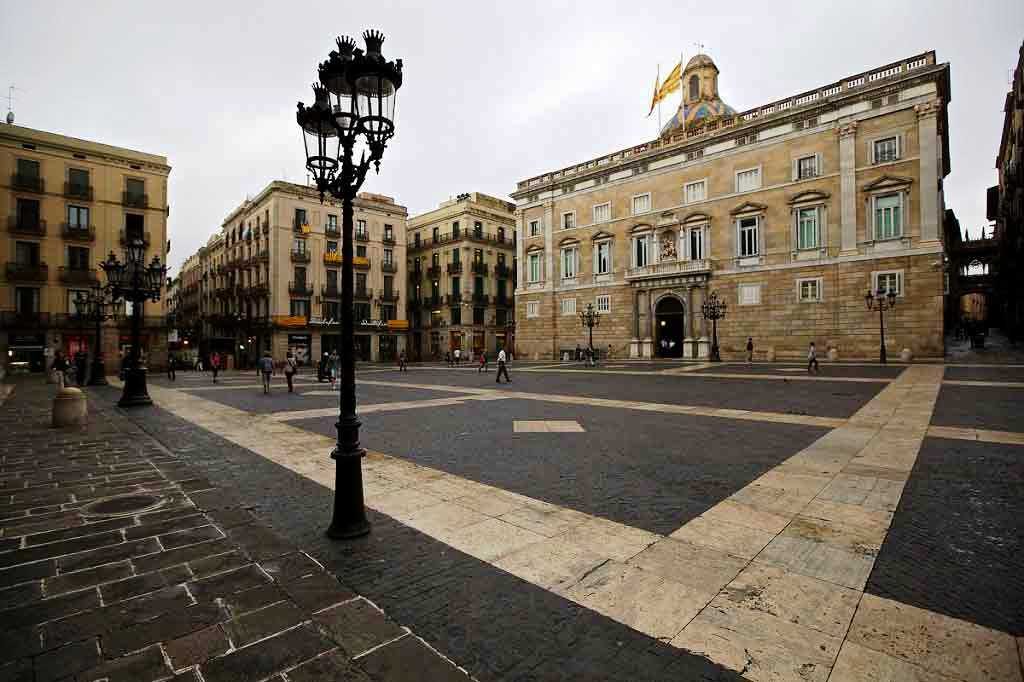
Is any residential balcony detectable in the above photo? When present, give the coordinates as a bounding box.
[472,262,489,275]
[324,251,342,265]
[258,249,270,262]
[409,268,423,281]
[289,281,313,296]
[293,219,311,235]
[495,263,513,278]
[120,229,151,247]
[321,284,340,299]
[354,257,370,270]
[426,265,441,278]
[379,290,400,303]
[7,216,46,236]
[123,192,149,208]
[472,293,490,305]
[61,223,95,241]
[624,258,712,281]
[355,230,369,242]
[5,262,49,282]
[250,283,269,298]
[325,223,340,237]
[381,261,398,273]
[291,250,311,263]
[11,173,44,193]
[407,230,515,251]
[445,293,462,305]
[0,311,50,327]
[422,295,441,309]
[355,286,372,300]
[447,262,463,275]
[58,267,99,286]
[64,182,94,201]
[262,222,270,235]
[382,234,396,245]
[494,294,510,306]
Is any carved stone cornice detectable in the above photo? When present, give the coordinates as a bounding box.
[914,98,943,120]
[836,121,859,138]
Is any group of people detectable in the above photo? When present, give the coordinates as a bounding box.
[573,344,604,367]
[50,351,88,388]
[257,351,298,394]
[745,337,820,373]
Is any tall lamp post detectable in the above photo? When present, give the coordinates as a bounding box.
[865,287,897,364]
[100,240,167,407]
[296,30,403,539]
[578,303,601,362]
[701,290,727,362]
[73,284,117,386]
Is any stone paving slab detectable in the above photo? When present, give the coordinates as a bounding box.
[944,366,1024,383]
[930,384,1024,432]
[0,379,471,682]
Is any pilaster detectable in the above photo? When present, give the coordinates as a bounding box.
[916,99,942,243]
[837,121,858,253]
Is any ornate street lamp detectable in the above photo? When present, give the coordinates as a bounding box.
[100,241,167,407]
[296,30,403,539]
[701,291,727,362]
[865,286,897,364]
[73,284,118,386]
[578,303,600,364]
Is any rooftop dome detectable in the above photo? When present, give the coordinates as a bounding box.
[685,53,718,72]
[659,52,734,137]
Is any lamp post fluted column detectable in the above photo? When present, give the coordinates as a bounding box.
[865,287,897,364]
[701,290,727,363]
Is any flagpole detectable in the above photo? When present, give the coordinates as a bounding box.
[656,63,661,135]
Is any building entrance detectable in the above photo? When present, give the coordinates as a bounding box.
[655,296,686,358]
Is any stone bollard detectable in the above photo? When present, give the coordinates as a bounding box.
[765,347,776,362]
[52,387,87,428]
[828,348,839,361]
[900,348,913,362]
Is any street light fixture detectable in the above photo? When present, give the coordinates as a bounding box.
[578,303,601,363]
[864,287,897,363]
[297,30,403,540]
[701,290,727,362]
[99,241,167,407]
[73,284,118,386]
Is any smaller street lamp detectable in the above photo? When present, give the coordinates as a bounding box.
[73,285,118,386]
[578,303,601,365]
[701,291,727,362]
[865,287,897,364]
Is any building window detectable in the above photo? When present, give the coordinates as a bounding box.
[632,193,651,215]
[384,248,393,265]
[738,283,761,306]
[473,307,485,325]
[595,241,612,274]
[67,246,90,270]
[689,227,705,260]
[384,224,393,241]
[15,287,39,314]
[295,208,307,227]
[473,276,484,296]
[873,136,899,164]
[798,278,822,302]
[496,308,507,326]
[528,253,542,282]
[735,167,762,193]
[874,270,904,296]
[328,214,338,230]
[684,180,706,204]
[356,245,367,258]
[473,221,483,238]
[593,203,611,223]
[738,217,759,257]
[497,226,505,242]
[595,295,611,313]
[356,219,368,238]
[16,198,40,227]
[68,168,90,194]
[381,305,394,322]
[526,301,540,318]
[473,248,483,263]
[326,240,338,253]
[689,74,700,100]
[560,298,577,315]
[290,299,310,317]
[873,193,903,240]
[67,205,89,229]
[529,219,540,236]
[796,155,819,179]
[293,238,307,254]
[562,211,576,230]
[561,247,578,279]
[796,207,820,250]
[450,306,462,325]
[633,234,651,267]
[432,226,439,242]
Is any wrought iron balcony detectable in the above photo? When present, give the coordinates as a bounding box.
[379,290,400,302]
[422,295,441,308]
[120,229,151,247]
[354,257,371,270]
[445,293,462,305]
[323,251,342,265]
[293,219,312,235]
[61,223,96,241]
[321,284,340,299]
[426,265,441,278]
[382,234,396,245]
[250,283,269,298]
[123,191,149,208]
[5,262,49,282]
[495,263,513,278]
[58,267,99,285]
[472,293,490,305]
[11,173,44,193]
[355,286,372,300]
[1,311,51,327]
[325,223,340,237]
[409,268,423,281]
[291,250,311,263]
[472,262,489,275]
[355,230,369,242]
[64,182,94,201]
[381,261,398,273]
[7,216,46,236]
[289,281,313,296]
[447,262,463,275]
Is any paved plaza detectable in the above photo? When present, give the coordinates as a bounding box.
[2,358,1023,681]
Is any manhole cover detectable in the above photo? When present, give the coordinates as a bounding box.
[82,494,167,518]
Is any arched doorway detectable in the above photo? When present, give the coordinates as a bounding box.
[655,296,686,358]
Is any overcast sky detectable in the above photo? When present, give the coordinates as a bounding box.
[2,1,1021,273]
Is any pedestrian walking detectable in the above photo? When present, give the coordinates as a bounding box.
[259,352,274,394]
[478,350,488,373]
[807,342,820,374]
[210,352,220,383]
[52,351,68,388]
[496,347,511,383]
[445,350,452,367]
[575,344,582,362]
[398,350,407,372]
[454,348,461,366]
[284,351,297,393]
[167,351,176,381]
[746,337,754,363]
[607,344,613,360]
[329,350,339,390]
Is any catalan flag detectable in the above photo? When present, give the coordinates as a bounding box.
[647,60,682,116]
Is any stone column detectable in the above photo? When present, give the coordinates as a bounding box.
[543,203,555,291]
[640,290,653,358]
[684,285,695,358]
[630,288,641,358]
[838,121,858,253]
[916,99,942,242]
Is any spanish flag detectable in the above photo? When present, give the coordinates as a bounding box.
[648,61,682,116]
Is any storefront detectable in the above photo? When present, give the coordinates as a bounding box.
[7,333,46,373]
[287,333,312,366]
[354,334,372,361]
[378,334,397,362]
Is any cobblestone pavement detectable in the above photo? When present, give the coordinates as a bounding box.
[7,357,1024,682]
[0,379,470,682]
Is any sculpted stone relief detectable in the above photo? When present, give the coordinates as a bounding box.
[660,230,677,261]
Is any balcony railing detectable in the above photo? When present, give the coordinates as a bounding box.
[293,219,312,234]
[407,231,516,250]
[472,262,489,275]
[382,234,396,245]
[250,283,269,298]
[495,263,513,278]
[354,257,370,270]
[64,183,94,201]
[447,262,463,275]
[426,265,441,278]
[7,216,46,236]
[0,311,51,327]
[324,251,341,265]
[494,294,510,306]
[379,290,400,302]
[472,293,490,305]
[59,267,99,285]
[326,223,340,237]
[445,293,462,305]
[291,250,311,263]
[11,173,44,193]
[123,192,149,208]
[322,284,340,299]
[624,258,712,280]
[381,261,398,273]
[409,268,423,281]
[61,223,96,241]
[355,286,372,300]
[5,262,49,281]
[288,281,313,296]
[355,230,369,242]
[120,229,151,247]
[422,295,441,308]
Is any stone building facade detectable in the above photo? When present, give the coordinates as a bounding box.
[405,192,516,360]
[176,181,408,367]
[0,121,172,374]
[512,52,951,360]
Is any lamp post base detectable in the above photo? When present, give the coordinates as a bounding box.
[118,367,152,407]
[326,446,371,539]
[88,359,108,386]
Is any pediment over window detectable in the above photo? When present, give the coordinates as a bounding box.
[862,175,913,192]
[526,244,544,253]
[787,190,831,205]
[657,211,679,226]
[631,223,654,234]
[729,201,768,216]
[591,230,615,241]
[558,236,580,247]
[683,211,711,224]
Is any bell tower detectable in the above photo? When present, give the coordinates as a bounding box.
[683,54,720,105]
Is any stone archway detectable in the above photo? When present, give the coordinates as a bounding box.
[654,295,686,358]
